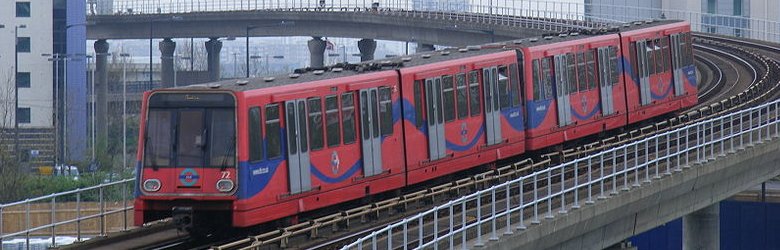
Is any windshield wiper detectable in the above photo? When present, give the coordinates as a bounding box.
[220,136,236,172]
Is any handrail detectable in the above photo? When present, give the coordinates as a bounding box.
[343,90,780,249]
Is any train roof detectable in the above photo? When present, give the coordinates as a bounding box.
[177,19,686,93]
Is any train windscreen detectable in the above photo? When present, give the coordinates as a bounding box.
[143,93,236,169]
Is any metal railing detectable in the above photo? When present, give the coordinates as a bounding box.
[0,179,134,248]
[343,95,780,249]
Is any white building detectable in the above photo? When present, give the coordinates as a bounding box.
[0,1,54,129]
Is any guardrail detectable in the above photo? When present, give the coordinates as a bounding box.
[0,179,134,248]
[343,94,780,249]
[88,0,780,44]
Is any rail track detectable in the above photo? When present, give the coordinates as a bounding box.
[58,34,776,250]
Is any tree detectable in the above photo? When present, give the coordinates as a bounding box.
[0,68,26,202]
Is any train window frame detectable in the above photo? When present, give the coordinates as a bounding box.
[456,73,468,119]
[586,51,597,90]
[609,46,620,85]
[265,104,282,159]
[341,92,357,144]
[646,40,656,75]
[629,43,639,82]
[497,66,511,110]
[541,57,554,99]
[532,59,541,100]
[248,107,263,162]
[325,95,341,147]
[379,86,393,136]
[468,70,481,116]
[308,97,324,151]
[654,39,664,75]
[208,109,236,167]
[566,53,577,94]
[442,75,456,122]
[576,52,587,92]
[509,63,522,107]
[144,109,173,168]
[413,80,424,127]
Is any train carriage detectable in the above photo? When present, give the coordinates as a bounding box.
[620,20,698,123]
[399,50,526,184]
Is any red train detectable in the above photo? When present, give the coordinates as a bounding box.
[134,20,696,228]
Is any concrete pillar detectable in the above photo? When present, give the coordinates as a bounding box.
[357,38,376,62]
[93,39,109,149]
[416,43,435,52]
[308,37,326,68]
[159,38,176,88]
[205,38,222,81]
[683,203,720,250]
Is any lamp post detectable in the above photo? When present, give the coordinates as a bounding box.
[42,53,63,167]
[13,24,27,163]
[245,21,294,78]
[120,53,130,170]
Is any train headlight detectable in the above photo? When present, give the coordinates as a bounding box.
[143,179,161,192]
[216,179,234,192]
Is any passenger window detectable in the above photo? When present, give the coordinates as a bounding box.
[532,59,541,100]
[442,75,456,121]
[497,66,511,110]
[468,71,481,116]
[661,37,670,72]
[629,43,639,81]
[654,39,663,74]
[456,73,468,119]
[586,51,596,90]
[379,87,393,136]
[249,107,263,162]
[509,63,521,107]
[541,57,553,99]
[265,104,282,159]
[325,95,340,147]
[413,80,424,127]
[609,46,620,85]
[308,97,323,151]
[576,52,587,91]
[341,92,356,144]
[566,53,577,93]
[646,40,656,75]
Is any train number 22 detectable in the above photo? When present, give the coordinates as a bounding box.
[220,171,231,179]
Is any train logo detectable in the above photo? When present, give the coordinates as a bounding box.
[460,123,469,143]
[331,151,340,175]
[179,168,200,186]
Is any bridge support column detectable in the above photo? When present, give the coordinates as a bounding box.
[93,40,109,155]
[357,38,376,62]
[159,38,176,88]
[683,203,720,250]
[205,38,222,81]
[416,43,435,52]
[308,37,326,68]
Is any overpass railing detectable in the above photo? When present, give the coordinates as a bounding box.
[89,0,780,43]
[343,93,780,249]
[0,179,134,248]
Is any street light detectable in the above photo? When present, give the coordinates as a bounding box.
[120,53,130,170]
[13,24,27,163]
[42,53,64,166]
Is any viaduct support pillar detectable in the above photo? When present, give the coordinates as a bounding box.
[159,38,176,88]
[308,37,326,68]
[357,38,376,62]
[683,203,720,250]
[205,38,222,81]
[93,39,109,153]
[416,43,435,52]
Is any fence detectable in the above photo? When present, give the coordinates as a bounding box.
[0,179,134,248]
[342,89,780,249]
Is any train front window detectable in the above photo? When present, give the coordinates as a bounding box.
[143,93,236,168]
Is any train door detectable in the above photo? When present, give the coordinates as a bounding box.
[670,33,685,96]
[482,67,502,145]
[359,88,383,176]
[285,100,312,194]
[424,78,446,160]
[598,47,615,115]
[635,40,652,105]
[553,55,572,126]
